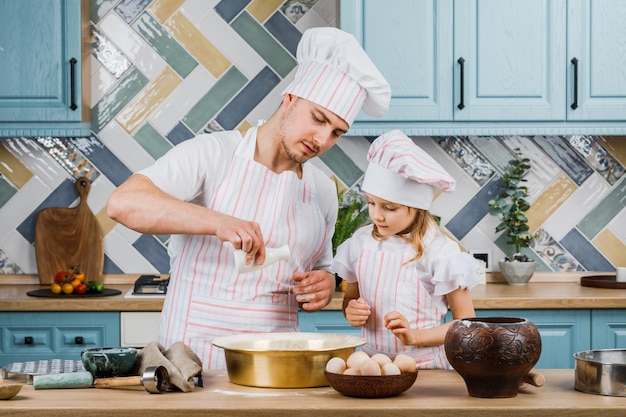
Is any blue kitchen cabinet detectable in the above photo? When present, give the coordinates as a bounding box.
[0,0,90,137]
[339,0,453,125]
[452,0,566,122]
[298,310,361,336]
[591,309,626,350]
[0,312,120,367]
[340,0,626,135]
[566,0,626,121]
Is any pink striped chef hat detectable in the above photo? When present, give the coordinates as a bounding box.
[362,130,456,210]
[282,27,390,127]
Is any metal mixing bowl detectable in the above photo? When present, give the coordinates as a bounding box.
[212,332,365,388]
[574,349,626,396]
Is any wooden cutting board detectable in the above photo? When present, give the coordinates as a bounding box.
[35,177,104,285]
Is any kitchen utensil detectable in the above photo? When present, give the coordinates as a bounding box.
[92,365,169,393]
[212,332,366,388]
[0,370,22,400]
[27,287,121,298]
[81,347,137,378]
[522,370,545,387]
[33,366,169,394]
[2,359,85,381]
[324,370,417,398]
[233,244,290,273]
[33,371,95,389]
[580,275,626,289]
[35,177,104,285]
[574,349,626,396]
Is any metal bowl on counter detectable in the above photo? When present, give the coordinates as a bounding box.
[574,349,626,396]
[212,332,366,388]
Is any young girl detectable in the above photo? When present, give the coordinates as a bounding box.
[332,130,482,369]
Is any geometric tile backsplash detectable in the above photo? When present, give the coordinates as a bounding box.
[1,0,626,277]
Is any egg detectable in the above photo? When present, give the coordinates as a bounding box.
[371,353,392,367]
[360,358,382,376]
[325,357,347,374]
[343,367,361,375]
[393,354,417,372]
[381,363,402,375]
[346,351,370,370]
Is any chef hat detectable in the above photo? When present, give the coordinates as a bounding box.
[361,130,455,210]
[282,27,391,126]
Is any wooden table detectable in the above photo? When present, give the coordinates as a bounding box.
[2,369,625,416]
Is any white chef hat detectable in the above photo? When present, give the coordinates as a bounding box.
[282,27,391,127]
[361,130,456,210]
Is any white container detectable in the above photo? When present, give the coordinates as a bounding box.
[233,244,290,274]
[616,267,626,282]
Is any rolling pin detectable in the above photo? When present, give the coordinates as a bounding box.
[522,370,545,387]
[33,366,169,393]
[33,371,94,390]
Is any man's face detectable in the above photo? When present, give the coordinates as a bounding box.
[278,95,349,164]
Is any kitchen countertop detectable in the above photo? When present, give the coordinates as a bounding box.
[2,369,625,416]
[1,273,625,311]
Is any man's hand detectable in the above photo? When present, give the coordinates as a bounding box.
[292,271,335,311]
[214,215,266,265]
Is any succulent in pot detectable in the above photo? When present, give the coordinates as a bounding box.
[488,148,537,285]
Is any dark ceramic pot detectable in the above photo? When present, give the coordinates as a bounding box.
[81,347,137,378]
[444,317,542,398]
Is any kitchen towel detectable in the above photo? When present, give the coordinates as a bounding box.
[133,341,202,392]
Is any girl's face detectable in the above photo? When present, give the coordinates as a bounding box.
[366,193,417,237]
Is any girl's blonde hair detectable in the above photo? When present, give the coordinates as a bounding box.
[372,208,438,263]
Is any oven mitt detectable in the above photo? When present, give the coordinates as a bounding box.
[133,341,202,392]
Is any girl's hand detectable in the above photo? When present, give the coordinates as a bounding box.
[384,311,418,346]
[345,297,371,327]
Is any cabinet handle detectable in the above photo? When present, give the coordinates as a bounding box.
[457,57,465,110]
[69,58,78,111]
[24,336,34,345]
[74,336,84,345]
[571,57,578,110]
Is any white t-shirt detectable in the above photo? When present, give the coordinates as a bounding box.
[333,224,482,298]
[138,129,337,272]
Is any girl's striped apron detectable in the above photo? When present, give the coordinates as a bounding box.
[356,237,449,369]
[158,128,328,369]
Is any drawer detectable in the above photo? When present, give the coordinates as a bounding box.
[0,312,120,366]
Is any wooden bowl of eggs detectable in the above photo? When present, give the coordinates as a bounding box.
[324,351,418,398]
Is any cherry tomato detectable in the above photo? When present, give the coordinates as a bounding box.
[74,272,85,282]
[75,283,87,295]
[70,278,82,288]
[62,283,74,295]
[50,283,62,294]
[55,271,70,284]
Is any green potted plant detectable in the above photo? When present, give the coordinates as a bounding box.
[488,148,536,285]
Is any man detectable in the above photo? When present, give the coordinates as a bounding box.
[107,27,390,368]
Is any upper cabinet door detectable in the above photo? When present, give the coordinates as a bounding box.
[567,0,626,121]
[0,0,82,123]
[340,0,453,125]
[453,0,567,121]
